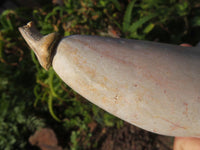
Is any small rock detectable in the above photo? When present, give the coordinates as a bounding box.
[29,128,63,150]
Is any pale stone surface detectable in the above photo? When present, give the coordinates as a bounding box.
[53,35,200,137]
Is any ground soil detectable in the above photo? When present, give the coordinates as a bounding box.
[30,122,174,150]
[96,122,174,150]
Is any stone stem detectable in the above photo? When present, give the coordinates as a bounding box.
[18,21,61,70]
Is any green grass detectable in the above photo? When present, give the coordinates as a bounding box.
[0,0,200,149]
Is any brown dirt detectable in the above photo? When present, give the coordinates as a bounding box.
[30,122,174,150]
[92,122,174,150]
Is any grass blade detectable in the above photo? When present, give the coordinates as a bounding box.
[122,0,136,32]
[128,13,157,33]
[48,94,61,122]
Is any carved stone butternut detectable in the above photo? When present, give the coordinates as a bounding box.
[19,22,200,137]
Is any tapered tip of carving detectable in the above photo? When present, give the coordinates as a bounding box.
[19,21,61,70]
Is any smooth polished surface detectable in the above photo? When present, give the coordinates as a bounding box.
[52,35,200,137]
